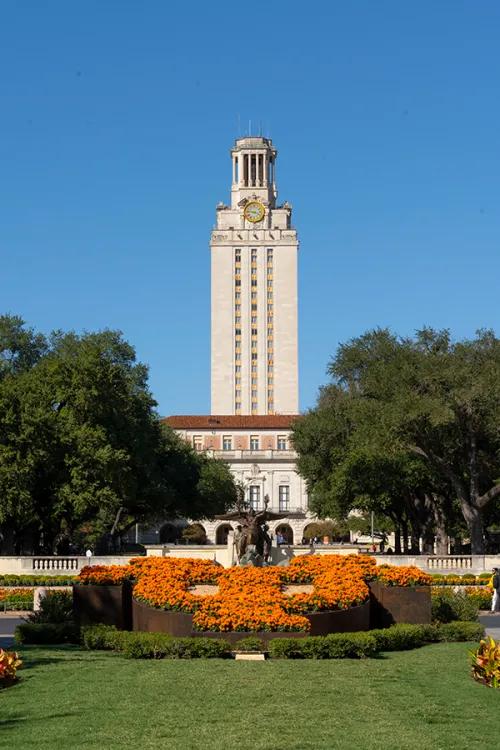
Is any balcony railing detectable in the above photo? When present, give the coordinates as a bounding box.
[206,449,297,460]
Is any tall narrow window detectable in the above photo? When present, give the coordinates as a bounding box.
[279,485,290,512]
[250,435,259,451]
[249,485,260,510]
[277,435,288,451]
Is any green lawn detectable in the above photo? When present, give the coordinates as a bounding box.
[0,643,497,750]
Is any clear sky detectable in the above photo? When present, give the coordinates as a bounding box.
[1,1,499,417]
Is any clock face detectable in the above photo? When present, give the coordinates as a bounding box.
[244,201,265,223]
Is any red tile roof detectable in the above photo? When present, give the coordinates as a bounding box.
[163,414,300,430]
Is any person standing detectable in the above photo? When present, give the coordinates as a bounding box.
[492,568,500,613]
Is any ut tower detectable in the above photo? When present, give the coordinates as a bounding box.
[210,136,299,416]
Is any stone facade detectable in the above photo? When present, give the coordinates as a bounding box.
[163,414,316,545]
[211,136,299,416]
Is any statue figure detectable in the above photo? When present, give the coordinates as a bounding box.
[216,494,288,565]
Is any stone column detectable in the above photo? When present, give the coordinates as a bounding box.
[232,155,236,184]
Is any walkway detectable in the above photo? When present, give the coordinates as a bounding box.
[479,613,500,642]
[0,614,24,650]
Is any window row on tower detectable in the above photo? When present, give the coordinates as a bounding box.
[234,248,275,416]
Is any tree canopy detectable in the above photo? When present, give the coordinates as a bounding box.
[293,327,500,555]
[0,314,237,554]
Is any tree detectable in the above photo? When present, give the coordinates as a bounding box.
[328,327,500,554]
[0,316,237,553]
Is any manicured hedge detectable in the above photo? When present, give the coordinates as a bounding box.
[81,626,230,659]
[14,622,80,645]
[76,621,486,659]
[0,575,76,586]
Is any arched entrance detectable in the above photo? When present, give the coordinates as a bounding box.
[181,523,207,544]
[276,524,294,545]
[216,523,233,545]
[159,523,182,544]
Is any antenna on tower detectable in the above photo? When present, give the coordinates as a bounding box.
[259,120,262,136]
[249,119,251,136]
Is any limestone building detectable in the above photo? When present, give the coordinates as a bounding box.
[211,136,299,416]
[143,135,315,546]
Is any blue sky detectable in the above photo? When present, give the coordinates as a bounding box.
[1,1,499,416]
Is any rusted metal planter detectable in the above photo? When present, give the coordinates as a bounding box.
[73,583,132,630]
[368,581,431,628]
[131,596,370,647]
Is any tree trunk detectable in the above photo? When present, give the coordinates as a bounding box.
[432,495,449,555]
[461,500,485,555]
[422,530,435,554]
[394,523,402,554]
[410,519,421,554]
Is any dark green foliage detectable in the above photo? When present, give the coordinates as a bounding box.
[82,626,230,659]
[431,590,480,623]
[436,621,485,642]
[234,636,265,652]
[370,623,437,651]
[121,634,231,660]
[269,633,378,660]
[0,315,237,555]
[73,622,487,660]
[26,591,73,624]
[14,622,80,645]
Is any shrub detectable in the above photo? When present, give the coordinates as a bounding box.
[81,625,230,659]
[370,623,437,652]
[461,574,476,581]
[469,637,500,688]
[478,572,492,580]
[0,649,23,688]
[269,633,377,659]
[122,634,230,660]
[431,589,479,623]
[465,587,492,610]
[268,638,305,659]
[26,591,73,624]
[14,622,80,645]
[235,636,265,652]
[437,621,485,642]
[81,624,128,651]
[0,574,76,587]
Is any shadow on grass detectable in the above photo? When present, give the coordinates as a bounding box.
[0,711,80,730]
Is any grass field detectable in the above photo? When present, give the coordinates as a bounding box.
[0,643,497,750]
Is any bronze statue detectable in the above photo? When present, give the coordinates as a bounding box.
[216,495,288,564]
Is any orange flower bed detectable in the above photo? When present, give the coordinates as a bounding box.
[0,588,33,601]
[77,565,135,586]
[374,564,432,587]
[77,555,432,632]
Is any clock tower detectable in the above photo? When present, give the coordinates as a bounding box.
[210,136,299,416]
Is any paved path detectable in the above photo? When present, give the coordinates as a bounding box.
[0,615,24,649]
[479,613,500,642]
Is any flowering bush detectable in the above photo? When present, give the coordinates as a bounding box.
[77,565,135,586]
[0,649,22,687]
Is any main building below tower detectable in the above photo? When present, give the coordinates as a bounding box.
[210,136,299,416]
